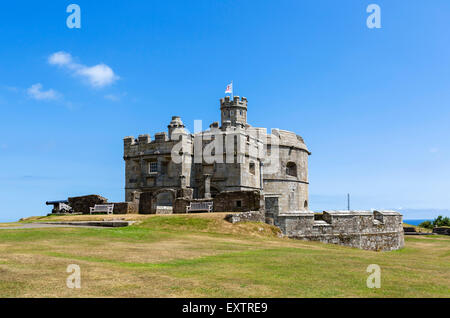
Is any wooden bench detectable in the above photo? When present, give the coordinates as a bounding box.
[90,204,114,215]
[186,202,213,213]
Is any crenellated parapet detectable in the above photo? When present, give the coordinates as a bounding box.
[220,95,248,109]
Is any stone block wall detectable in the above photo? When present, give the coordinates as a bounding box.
[213,190,261,212]
[225,211,265,223]
[433,227,450,235]
[173,197,190,213]
[68,195,108,214]
[111,202,139,214]
[403,227,416,233]
[274,210,404,251]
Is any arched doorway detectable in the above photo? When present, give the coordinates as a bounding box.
[152,189,175,214]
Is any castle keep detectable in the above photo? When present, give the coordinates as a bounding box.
[121,95,404,251]
[123,96,310,215]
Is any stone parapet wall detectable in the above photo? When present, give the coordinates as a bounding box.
[213,190,261,212]
[296,232,404,251]
[63,194,138,215]
[433,227,450,235]
[225,211,265,224]
[111,202,139,214]
[274,210,404,251]
[68,195,108,214]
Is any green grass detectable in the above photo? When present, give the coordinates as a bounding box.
[0,214,449,297]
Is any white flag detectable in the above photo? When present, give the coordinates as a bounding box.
[225,82,232,94]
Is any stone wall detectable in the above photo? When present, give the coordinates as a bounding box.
[225,211,265,223]
[68,195,108,214]
[111,202,139,214]
[263,129,310,214]
[213,190,261,212]
[274,210,404,251]
[403,227,416,233]
[433,227,450,235]
[173,197,190,213]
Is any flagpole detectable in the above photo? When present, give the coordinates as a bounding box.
[231,80,234,99]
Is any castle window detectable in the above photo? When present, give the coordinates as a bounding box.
[240,110,242,115]
[149,161,158,173]
[286,162,297,177]
[249,162,256,175]
[304,200,308,208]
[235,200,242,208]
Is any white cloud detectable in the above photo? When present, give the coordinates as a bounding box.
[77,64,118,87]
[48,51,73,67]
[27,83,61,101]
[48,51,119,88]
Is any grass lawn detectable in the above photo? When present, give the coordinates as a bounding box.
[0,213,449,297]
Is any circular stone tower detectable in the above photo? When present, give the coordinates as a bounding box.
[263,129,310,213]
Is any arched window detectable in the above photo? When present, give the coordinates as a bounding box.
[304,200,308,208]
[286,162,297,177]
[249,162,256,175]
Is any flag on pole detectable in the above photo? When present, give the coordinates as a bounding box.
[225,82,233,94]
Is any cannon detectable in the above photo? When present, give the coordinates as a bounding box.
[46,200,73,214]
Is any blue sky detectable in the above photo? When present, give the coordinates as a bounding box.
[1,0,449,221]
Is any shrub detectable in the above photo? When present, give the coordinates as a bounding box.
[432,215,450,227]
[419,220,433,229]
[419,216,450,229]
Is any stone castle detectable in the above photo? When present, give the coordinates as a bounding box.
[123,95,309,216]
[121,95,405,251]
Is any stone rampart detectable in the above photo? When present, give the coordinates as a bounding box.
[225,211,265,224]
[274,210,404,251]
[68,195,108,214]
[433,227,450,235]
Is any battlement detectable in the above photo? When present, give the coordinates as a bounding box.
[220,96,248,109]
[123,136,137,146]
[138,134,151,143]
[154,132,168,142]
